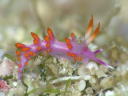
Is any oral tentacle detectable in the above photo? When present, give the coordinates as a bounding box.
[85,16,93,39]
[87,22,100,43]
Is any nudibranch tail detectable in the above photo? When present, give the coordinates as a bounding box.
[15,17,109,80]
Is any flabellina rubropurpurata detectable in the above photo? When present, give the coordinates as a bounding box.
[15,16,109,80]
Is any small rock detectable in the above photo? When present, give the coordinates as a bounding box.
[78,80,86,91]
[78,64,90,76]
[0,92,5,96]
[86,87,94,95]
[105,90,115,96]
[100,76,115,89]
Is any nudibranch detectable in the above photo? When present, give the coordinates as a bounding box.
[15,16,109,79]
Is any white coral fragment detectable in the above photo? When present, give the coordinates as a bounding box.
[0,57,16,76]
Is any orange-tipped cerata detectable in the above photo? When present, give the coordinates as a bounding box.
[65,38,73,49]
[15,43,25,48]
[31,32,40,44]
[47,28,54,40]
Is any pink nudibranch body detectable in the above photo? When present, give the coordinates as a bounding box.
[15,17,109,79]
